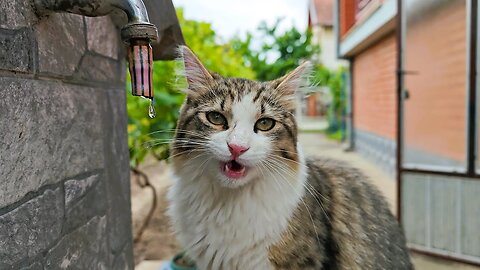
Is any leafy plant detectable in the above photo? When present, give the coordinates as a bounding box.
[231,19,319,81]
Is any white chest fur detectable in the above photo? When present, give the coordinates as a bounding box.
[167,161,306,270]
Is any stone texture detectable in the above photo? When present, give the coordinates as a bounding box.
[0,77,104,208]
[0,188,63,267]
[23,262,43,270]
[103,89,133,254]
[0,28,34,72]
[112,241,134,270]
[85,16,120,59]
[75,53,121,83]
[0,0,38,29]
[64,177,107,234]
[1,4,132,268]
[35,13,85,76]
[45,216,108,270]
[65,174,100,209]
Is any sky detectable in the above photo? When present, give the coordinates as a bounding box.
[171,0,310,41]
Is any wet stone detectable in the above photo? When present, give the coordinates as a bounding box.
[0,188,63,268]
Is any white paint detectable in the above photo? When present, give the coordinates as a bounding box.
[168,94,307,269]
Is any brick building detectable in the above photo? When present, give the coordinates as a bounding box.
[336,0,480,267]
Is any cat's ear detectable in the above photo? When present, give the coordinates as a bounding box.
[273,61,312,98]
[177,45,214,94]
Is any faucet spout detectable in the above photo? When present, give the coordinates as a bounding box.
[33,0,159,100]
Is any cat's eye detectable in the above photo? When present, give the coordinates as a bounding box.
[255,118,275,132]
[206,111,227,126]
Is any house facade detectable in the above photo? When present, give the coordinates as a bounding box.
[336,0,480,267]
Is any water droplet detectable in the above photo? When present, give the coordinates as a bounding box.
[148,99,156,118]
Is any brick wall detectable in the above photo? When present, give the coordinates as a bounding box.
[404,0,466,164]
[351,32,397,175]
[0,1,133,269]
[353,33,397,140]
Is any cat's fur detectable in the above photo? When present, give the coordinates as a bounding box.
[167,46,412,270]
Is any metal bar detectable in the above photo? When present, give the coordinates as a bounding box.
[467,0,478,176]
[349,58,355,150]
[410,247,480,267]
[402,168,480,179]
[395,0,404,223]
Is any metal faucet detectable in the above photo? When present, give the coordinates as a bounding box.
[33,0,159,100]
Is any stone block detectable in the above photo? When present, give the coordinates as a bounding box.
[0,28,34,72]
[64,177,107,234]
[21,261,43,270]
[85,16,120,59]
[64,173,100,209]
[0,0,38,29]
[75,53,121,83]
[0,188,63,267]
[0,77,104,207]
[112,241,134,270]
[45,216,108,270]
[35,13,85,76]
[103,89,133,253]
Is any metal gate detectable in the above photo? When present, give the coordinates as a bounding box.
[398,0,480,265]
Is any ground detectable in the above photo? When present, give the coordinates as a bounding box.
[131,131,479,270]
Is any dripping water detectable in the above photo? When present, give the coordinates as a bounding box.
[148,99,156,118]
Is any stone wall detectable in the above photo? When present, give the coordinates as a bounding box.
[0,1,133,269]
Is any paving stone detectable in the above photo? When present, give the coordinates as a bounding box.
[85,16,120,59]
[0,188,63,267]
[0,28,34,72]
[0,77,104,208]
[45,216,108,270]
[35,13,85,76]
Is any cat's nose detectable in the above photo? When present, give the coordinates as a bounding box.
[227,143,249,158]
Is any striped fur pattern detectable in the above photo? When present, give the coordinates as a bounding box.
[167,46,412,269]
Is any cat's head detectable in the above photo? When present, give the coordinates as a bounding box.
[171,46,309,188]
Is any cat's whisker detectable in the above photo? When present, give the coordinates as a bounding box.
[266,159,331,225]
[261,160,323,249]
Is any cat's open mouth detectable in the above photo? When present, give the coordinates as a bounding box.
[222,160,247,179]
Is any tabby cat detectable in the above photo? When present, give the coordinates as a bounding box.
[167,46,412,270]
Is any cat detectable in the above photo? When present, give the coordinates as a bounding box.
[167,45,413,270]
